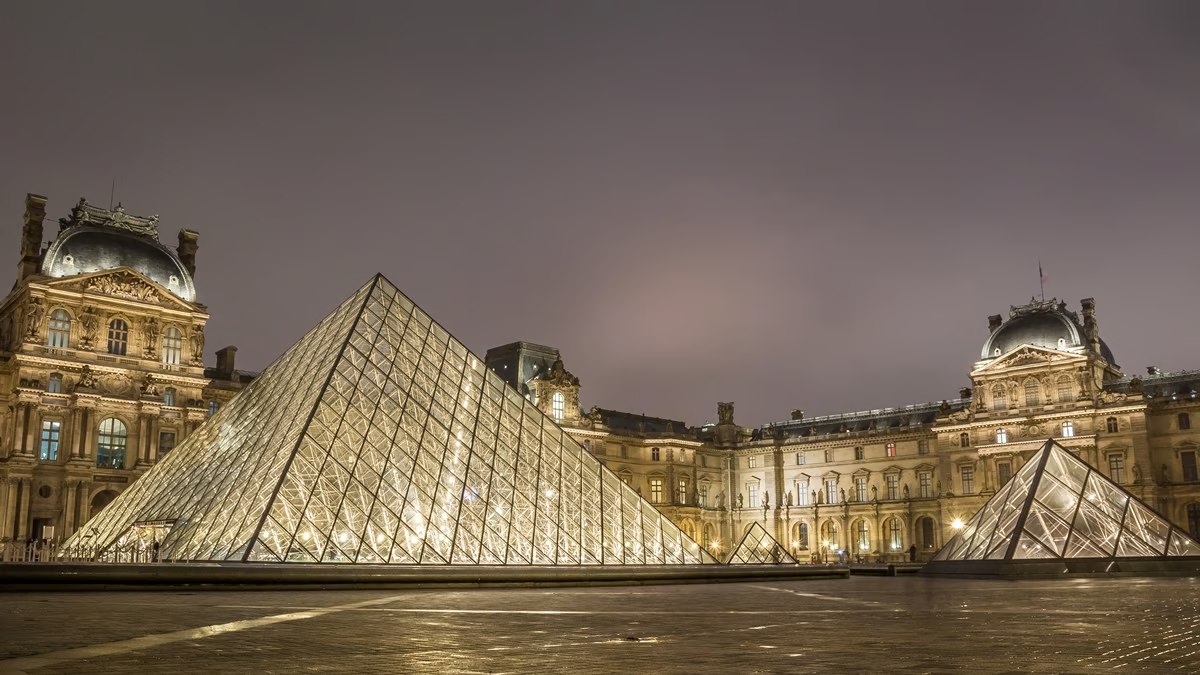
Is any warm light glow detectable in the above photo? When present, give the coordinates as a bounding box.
[951,518,965,529]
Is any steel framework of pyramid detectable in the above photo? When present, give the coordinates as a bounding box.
[726,521,797,565]
[66,275,717,566]
[924,439,1200,577]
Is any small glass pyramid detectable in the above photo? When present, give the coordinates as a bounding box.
[66,275,717,566]
[932,440,1200,564]
[727,522,797,564]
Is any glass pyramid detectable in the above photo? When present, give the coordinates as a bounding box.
[66,275,717,566]
[727,522,797,565]
[932,440,1200,564]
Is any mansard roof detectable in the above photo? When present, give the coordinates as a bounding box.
[762,398,969,440]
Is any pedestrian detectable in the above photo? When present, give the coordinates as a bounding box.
[908,544,917,562]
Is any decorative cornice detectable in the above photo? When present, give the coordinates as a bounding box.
[59,198,159,238]
[976,434,1097,457]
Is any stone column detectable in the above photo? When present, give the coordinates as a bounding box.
[80,409,93,461]
[0,480,13,539]
[64,481,78,537]
[22,404,39,458]
[16,478,31,540]
[68,407,83,459]
[12,404,28,456]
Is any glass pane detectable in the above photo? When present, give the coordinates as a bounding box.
[1115,531,1161,557]
[1034,475,1081,524]
[1024,502,1071,556]
[1063,534,1110,558]
[1045,446,1089,493]
[1123,501,1170,554]
[1012,531,1057,559]
[1167,530,1200,557]
[1068,500,1121,557]
[1081,472,1129,524]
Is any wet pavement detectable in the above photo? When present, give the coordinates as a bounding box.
[2,576,1199,673]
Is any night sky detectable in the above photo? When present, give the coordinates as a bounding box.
[3,2,1198,427]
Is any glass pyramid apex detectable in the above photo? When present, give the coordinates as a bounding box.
[932,439,1200,564]
[66,275,717,566]
[727,522,797,565]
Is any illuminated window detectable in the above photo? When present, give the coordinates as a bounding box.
[97,418,127,469]
[47,309,71,349]
[825,479,837,504]
[1106,417,1119,433]
[1108,454,1125,484]
[158,431,176,459]
[748,483,759,508]
[796,452,805,465]
[886,474,898,500]
[163,387,176,407]
[47,373,62,394]
[650,478,663,504]
[795,481,809,506]
[854,446,864,460]
[821,521,838,547]
[998,462,1012,486]
[888,519,902,551]
[960,466,975,495]
[748,456,757,469]
[677,478,688,504]
[1183,452,1198,482]
[855,520,869,551]
[992,386,1007,411]
[550,392,564,420]
[796,523,809,550]
[855,477,867,502]
[208,400,219,416]
[1024,380,1040,407]
[886,442,896,457]
[919,471,932,498]
[162,327,183,365]
[39,420,61,461]
[107,319,129,356]
[1180,413,1192,431]
[699,484,708,507]
[1061,421,1075,438]
[996,428,1008,444]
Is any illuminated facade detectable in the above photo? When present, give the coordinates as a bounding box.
[69,276,715,565]
[0,194,248,544]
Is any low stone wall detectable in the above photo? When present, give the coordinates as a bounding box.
[0,562,849,591]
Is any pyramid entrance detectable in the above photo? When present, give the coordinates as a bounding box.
[726,522,796,565]
[924,439,1200,577]
[66,275,716,566]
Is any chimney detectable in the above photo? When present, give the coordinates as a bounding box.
[987,314,1003,332]
[215,345,238,381]
[177,229,199,277]
[790,409,804,421]
[19,193,47,281]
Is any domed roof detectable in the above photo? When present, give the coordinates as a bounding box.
[981,299,1116,363]
[40,200,196,302]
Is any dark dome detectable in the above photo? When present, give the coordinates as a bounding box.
[42,226,196,301]
[982,306,1116,363]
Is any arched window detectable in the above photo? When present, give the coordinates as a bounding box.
[996,428,1008,444]
[959,432,970,447]
[163,387,176,407]
[1057,376,1074,403]
[97,418,128,469]
[888,518,902,551]
[161,327,183,365]
[821,521,838,548]
[47,372,63,394]
[107,319,129,355]
[992,385,1007,411]
[1180,413,1192,431]
[1061,421,1075,438]
[855,519,870,552]
[1106,417,1119,433]
[47,309,71,349]
[1024,380,1041,407]
[550,391,564,420]
[919,517,936,550]
[794,523,809,550]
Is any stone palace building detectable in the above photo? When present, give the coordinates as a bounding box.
[0,194,250,544]
[5,193,1199,563]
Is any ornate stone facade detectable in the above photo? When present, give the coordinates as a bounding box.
[0,194,250,544]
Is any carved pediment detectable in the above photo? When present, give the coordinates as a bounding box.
[973,345,1081,375]
[851,467,871,477]
[45,268,193,310]
[883,465,904,475]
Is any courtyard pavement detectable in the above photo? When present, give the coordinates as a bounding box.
[1,576,1198,673]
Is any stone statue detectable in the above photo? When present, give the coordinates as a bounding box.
[24,297,44,341]
[839,488,847,503]
[903,484,910,498]
[189,326,205,364]
[786,491,793,507]
[1161,464,1172,484]
[1132,463,1142,484]
[763,491,769,508]
[718,402,734,425]
[77,365,96,389]
[78,306,100,350]
[140,377,160,397]
[936,480,942,495]
[141,318,161,357]
[1129,377,1144,394]
[871,486,878,501]
[737,493,743,509]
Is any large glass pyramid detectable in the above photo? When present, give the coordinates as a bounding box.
[727,522,797,565]
[66,275,717,566]
[930,440,1200,569]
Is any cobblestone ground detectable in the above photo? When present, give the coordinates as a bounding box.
[2,576,1200,674]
